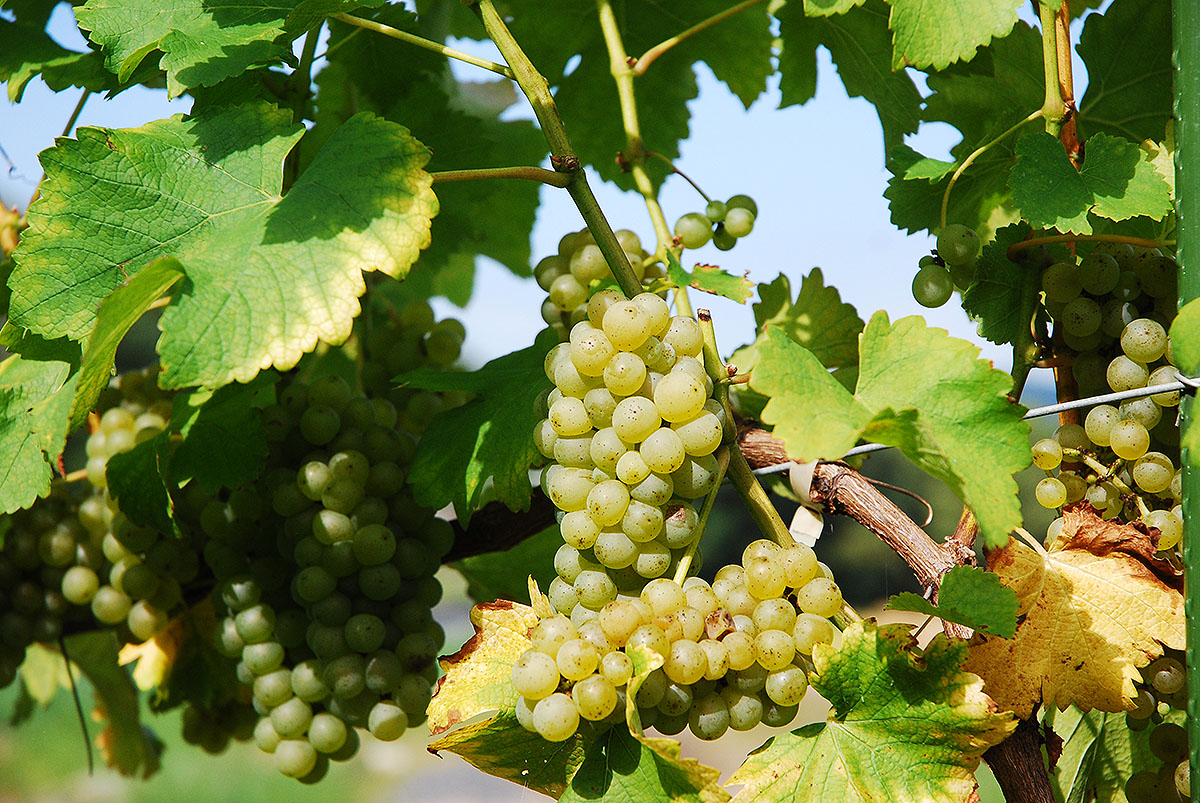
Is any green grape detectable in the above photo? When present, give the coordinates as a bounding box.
[723,208,755,238]
[936,224,980,266]
[1107,356,1150,392]
[726,194,758,217]
[674,213,712,249]
[1030,439,1063,470]
[574,675,619,720]
[1041,261,1082,302]
[712,226,736,251]
[367,701,408,741]
[1150,657,1186,694]
[704,200,727,222]
[275,739,318,779]
[1101,299,1139,338]
[1035,478,1068,509]
[1176,759,1190,798]
[1149,722,1188,762]
[1078,252,1120,294]
[1084,405,1120,447]
[912,265,953,308]
[1121,318,1168,363]
[532,693,580,741]
[688,693,731,741]
[1109,420,1150,460]
[796,577,842,617]
[1061,297,1102,336]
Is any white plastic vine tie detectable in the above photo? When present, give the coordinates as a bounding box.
[750,375,1199,477]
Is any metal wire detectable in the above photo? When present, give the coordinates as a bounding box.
[750,373,1194,476]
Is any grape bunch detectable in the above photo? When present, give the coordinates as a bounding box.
[534,228,660,340]
[1124,651,1189,801]
[1030,314,1182,547]
[673,194,757,253]
[360,298,468,433]
[534,291,726,618]
[513,539,843,743]
[911,224,980,308]
[192,373,452,781]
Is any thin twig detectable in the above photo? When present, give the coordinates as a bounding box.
[334,12,516,80]
[646,151,711,202]
[632,0,769,76]
[431,166,571,187]
[59,637,94,775]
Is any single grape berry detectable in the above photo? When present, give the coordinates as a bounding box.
[935,224,979,266]
[912,265,953,308]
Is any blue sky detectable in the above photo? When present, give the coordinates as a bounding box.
[0,2,1083,406]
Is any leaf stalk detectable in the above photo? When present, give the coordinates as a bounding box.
[430,167,571,187]
[631,0,768,76]
[333,12,517,80]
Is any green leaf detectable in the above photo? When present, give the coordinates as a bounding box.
[562,727,728,803]
[9,102,437,389]
[74,0,364,96]
[70,257,183,430]
[804,0,867,16]
[1046,705,1188,803]
[732,269,864,376]
[405,332,554,523]
[778,0,922,149]
[169,373,276,492]
[887,0,1021,70]
[1010,132,1173,234]
[961,223,1041,346]
[17,643,71,705]
[0,355,79,514]
[885,565,1019,637]
[64,630,161,777]
[0,18,114,102]
[665,253,754,304]
[310,10,545,300]
[453,525,562,605]
[729,620,1016,803]
[750,313,1030,547]
[1170,300,1200,458]
[106,432,177,536]
[1076,0,1172,143]
[1009,132,1092,233]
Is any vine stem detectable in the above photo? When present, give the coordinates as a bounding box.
[333,13,516,79]
[939,109,1042,230]
[474,0,642,298]
[631,0,768,76]
[430,167,571,187]
[594,1,675,260]
[1007,232,1169,259]
[1037,1,1066,137]
[672,446,731,584]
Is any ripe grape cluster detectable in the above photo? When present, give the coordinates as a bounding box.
[194,371,453,781]
[513,539,842,743]
[911,224,980,308]
[673,194,757,253]
[536,292,726,614]
[1030,310,1181,546]
[535,228,661,341]
[1124,651,1189,801]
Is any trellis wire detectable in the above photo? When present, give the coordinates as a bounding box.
[750,374,1195,476]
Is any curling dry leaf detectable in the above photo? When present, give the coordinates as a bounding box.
[963,505,1184,718]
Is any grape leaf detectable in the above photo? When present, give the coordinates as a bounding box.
[405,331,554,523]
[666,253,754,304]
[777,0,922,149]
[750,313,1030,547]
[729,620,1016,803]
[453,524,562,605]
[887,0,1022,71]
[1076,0,1172,143]
[0,18,114,102]
[169,373,276,492]
[885,565,1019,637]
[9,102,437,389]
[427,600,592,797]
[804,0,867,15]
[731,269,864,376]
[17,643,72,705]
[1009,132,1172,234]
[65,630,161,778]
[0,354,79,514]
[311,10,545,300]
[562,726,728,803]
[964,505,1185,718]
[1046,704,1188,803]
[70,257,183,431]
[884,144,1019,238]
[961,223,1041,346]
[106,432,177,536]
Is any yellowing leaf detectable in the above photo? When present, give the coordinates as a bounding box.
[964,505,1184,718]
[119,616,185,691]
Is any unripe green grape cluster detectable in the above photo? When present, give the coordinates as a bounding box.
[535,292,728,618]
[512,539,843,743]
[534,228,661,341]
[180,699,259,755]
[673,194,757,253]
[360,298,469,435]
[911,224,980,308]
[194,373,452,781]
[1123,650,1189,802]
